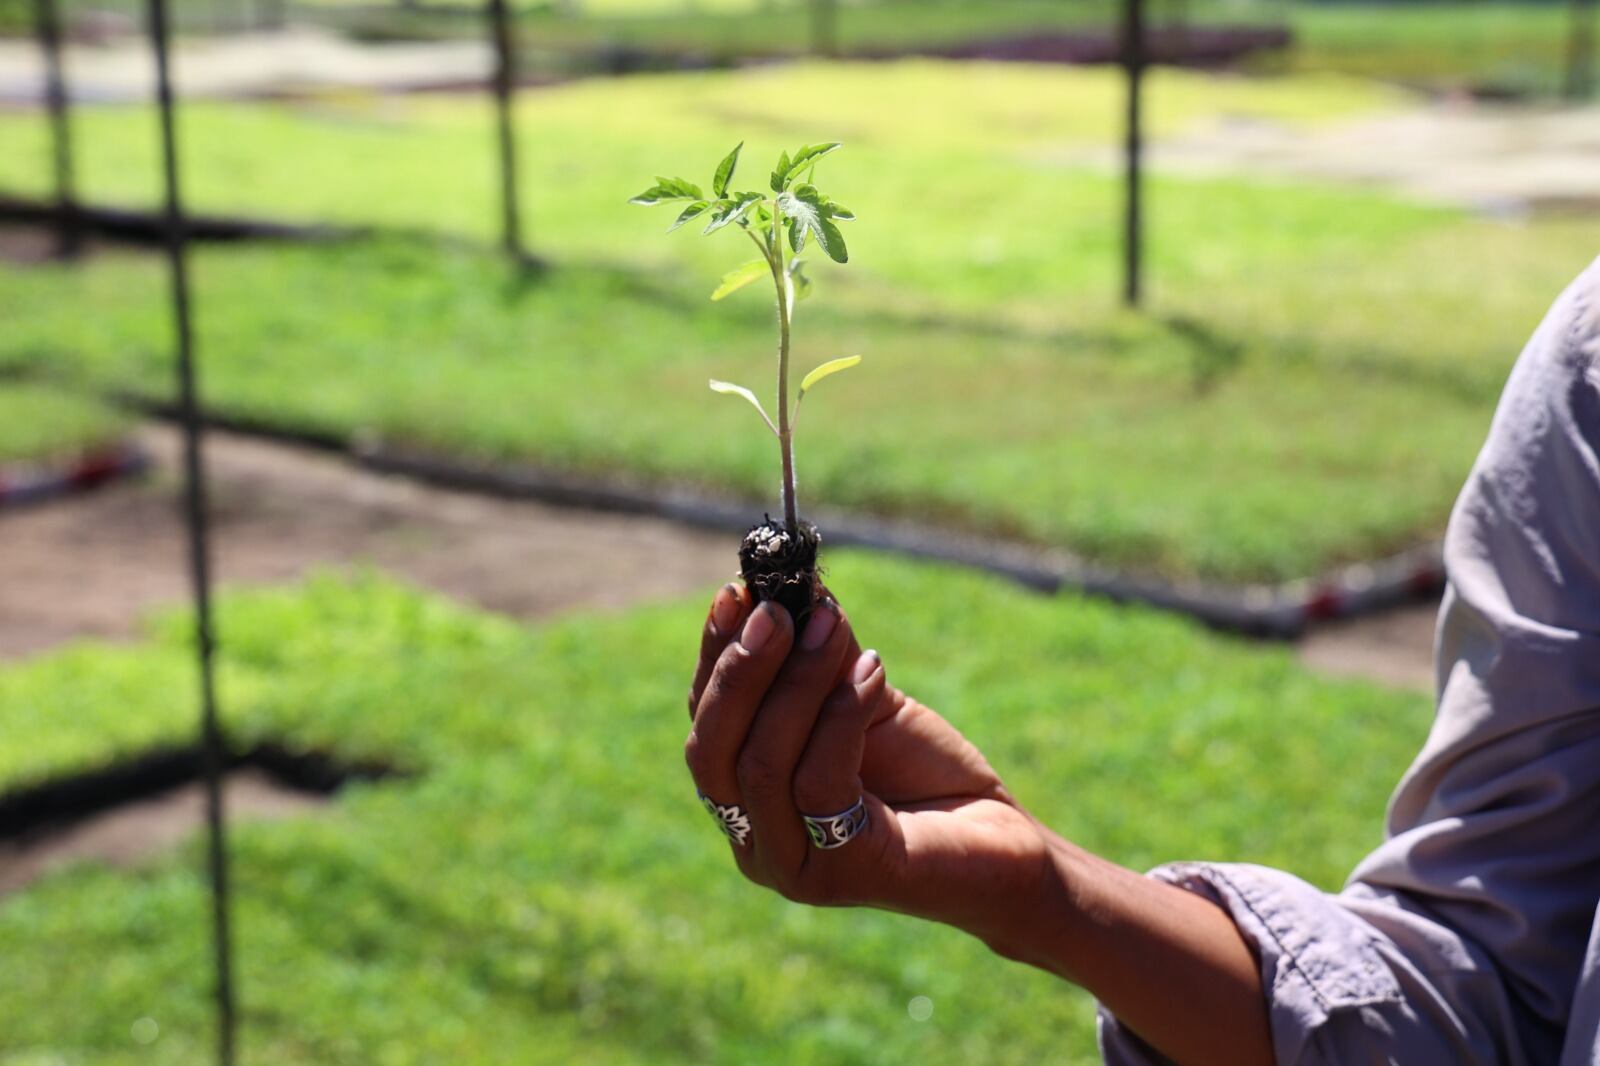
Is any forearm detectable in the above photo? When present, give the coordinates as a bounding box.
[983,826,1274,1066]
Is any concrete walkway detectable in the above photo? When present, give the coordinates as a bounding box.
[1077,100,1600,215]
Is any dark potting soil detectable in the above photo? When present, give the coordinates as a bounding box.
[739,516,821,627]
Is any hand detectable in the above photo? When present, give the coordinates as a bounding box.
[684,584,1050,943]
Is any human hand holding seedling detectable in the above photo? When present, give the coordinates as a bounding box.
[632,142,860,626]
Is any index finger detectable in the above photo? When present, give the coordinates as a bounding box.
[687,582,751,719]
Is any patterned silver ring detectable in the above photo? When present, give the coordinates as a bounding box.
[802,797,869,850]
[699,791,753,847]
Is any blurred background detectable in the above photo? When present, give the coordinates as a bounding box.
[0,1,1594,1061]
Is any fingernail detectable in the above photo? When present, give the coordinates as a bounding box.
[852,649,881,684]
[711,583,741,636]
[740,603,779,652]
[800,600,839,651]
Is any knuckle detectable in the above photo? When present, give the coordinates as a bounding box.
[792,769,843,815]
[735,749,784,797]
[683,731,709,779]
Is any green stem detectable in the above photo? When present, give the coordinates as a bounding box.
[770,204,799,533]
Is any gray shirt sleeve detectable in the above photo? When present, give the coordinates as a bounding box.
[1100,256,1600,1065]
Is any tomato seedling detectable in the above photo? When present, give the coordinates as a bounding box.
[632,142,860,624]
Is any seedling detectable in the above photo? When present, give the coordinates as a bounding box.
[632,142,860,625]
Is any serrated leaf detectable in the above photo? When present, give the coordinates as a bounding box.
[799,355,861,396]
[787,143,841,181]
[815,215,848,263]
[667,201,710,232]
[712,142,742,199]
[708,379,777,433]
[703,192,762,234]
[629,175,705,205]
[711,259,768,301]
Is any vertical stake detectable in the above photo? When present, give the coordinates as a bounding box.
[145,0,237,1063]
[33,0,79,258]
[487,0,524,260]
[1567,0,1596,101]
[1122,0,1145,308]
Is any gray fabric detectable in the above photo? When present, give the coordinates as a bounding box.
[1100,256,1600,1065]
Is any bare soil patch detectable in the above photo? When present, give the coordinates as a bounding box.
[1297,599,1438,693]
[0,421,736,660]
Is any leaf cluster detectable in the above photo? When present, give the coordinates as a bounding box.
[629,142,855,265]
[631,142,862,444]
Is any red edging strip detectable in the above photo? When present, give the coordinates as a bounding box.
[0,440,149,509]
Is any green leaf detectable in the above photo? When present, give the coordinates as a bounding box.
[815,215,848,263]
[787,217,807,255]
[799,355,861,396]
[779,188,845,262]
[712,142,742,199]
[629,175,704,205]
[769,150,792,193]
[667,201,710,232]
[711,259,768,301]
[787,258,813,302]
[703,192,763,234]
[823,201,855,221]
[777,143,841,189]
[708,379,777,433]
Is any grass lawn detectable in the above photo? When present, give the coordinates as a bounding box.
[298,0,1584,97]
[1,222,1585,583]
[0,381,130,464]
[3,64,1592,579]
[0,61,1401,263]
[0,554,1434,1063]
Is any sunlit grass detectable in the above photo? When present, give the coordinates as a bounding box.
[0,559,1432,1063]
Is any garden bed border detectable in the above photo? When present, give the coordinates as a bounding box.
[120,398,1448,639]
[355,441,1444,639]
[0,741,397,841]
[0,437,149,508]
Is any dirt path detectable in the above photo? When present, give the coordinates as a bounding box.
[0,422,736,659]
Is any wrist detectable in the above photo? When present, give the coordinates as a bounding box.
[970,817,1081,974]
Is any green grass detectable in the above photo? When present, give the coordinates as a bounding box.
[0,556,1433,1063]
[0,381,129,463]
[0,62,1401,261]
[3,65,1592,579]
[294,0,1586,97]
[2,223,1584,582]
[1286,3,1579,96]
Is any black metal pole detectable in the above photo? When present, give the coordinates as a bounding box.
[33,0,80,257]
[1567,0,1596,101]
[810,0,837,58]
[487,0,524,260]
[145,0,237,1063]
[1121,0,1145,308]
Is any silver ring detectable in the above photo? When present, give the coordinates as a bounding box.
[699,791,752,847]
[802,797,869,850]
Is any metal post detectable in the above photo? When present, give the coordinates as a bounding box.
[1567,0,1596,101]
[32,0,80,257]
[487,0,524,260]
[145,0,237,1063]
[1121,0,1145,308]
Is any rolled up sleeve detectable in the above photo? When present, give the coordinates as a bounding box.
[1097,862,1508,1065]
